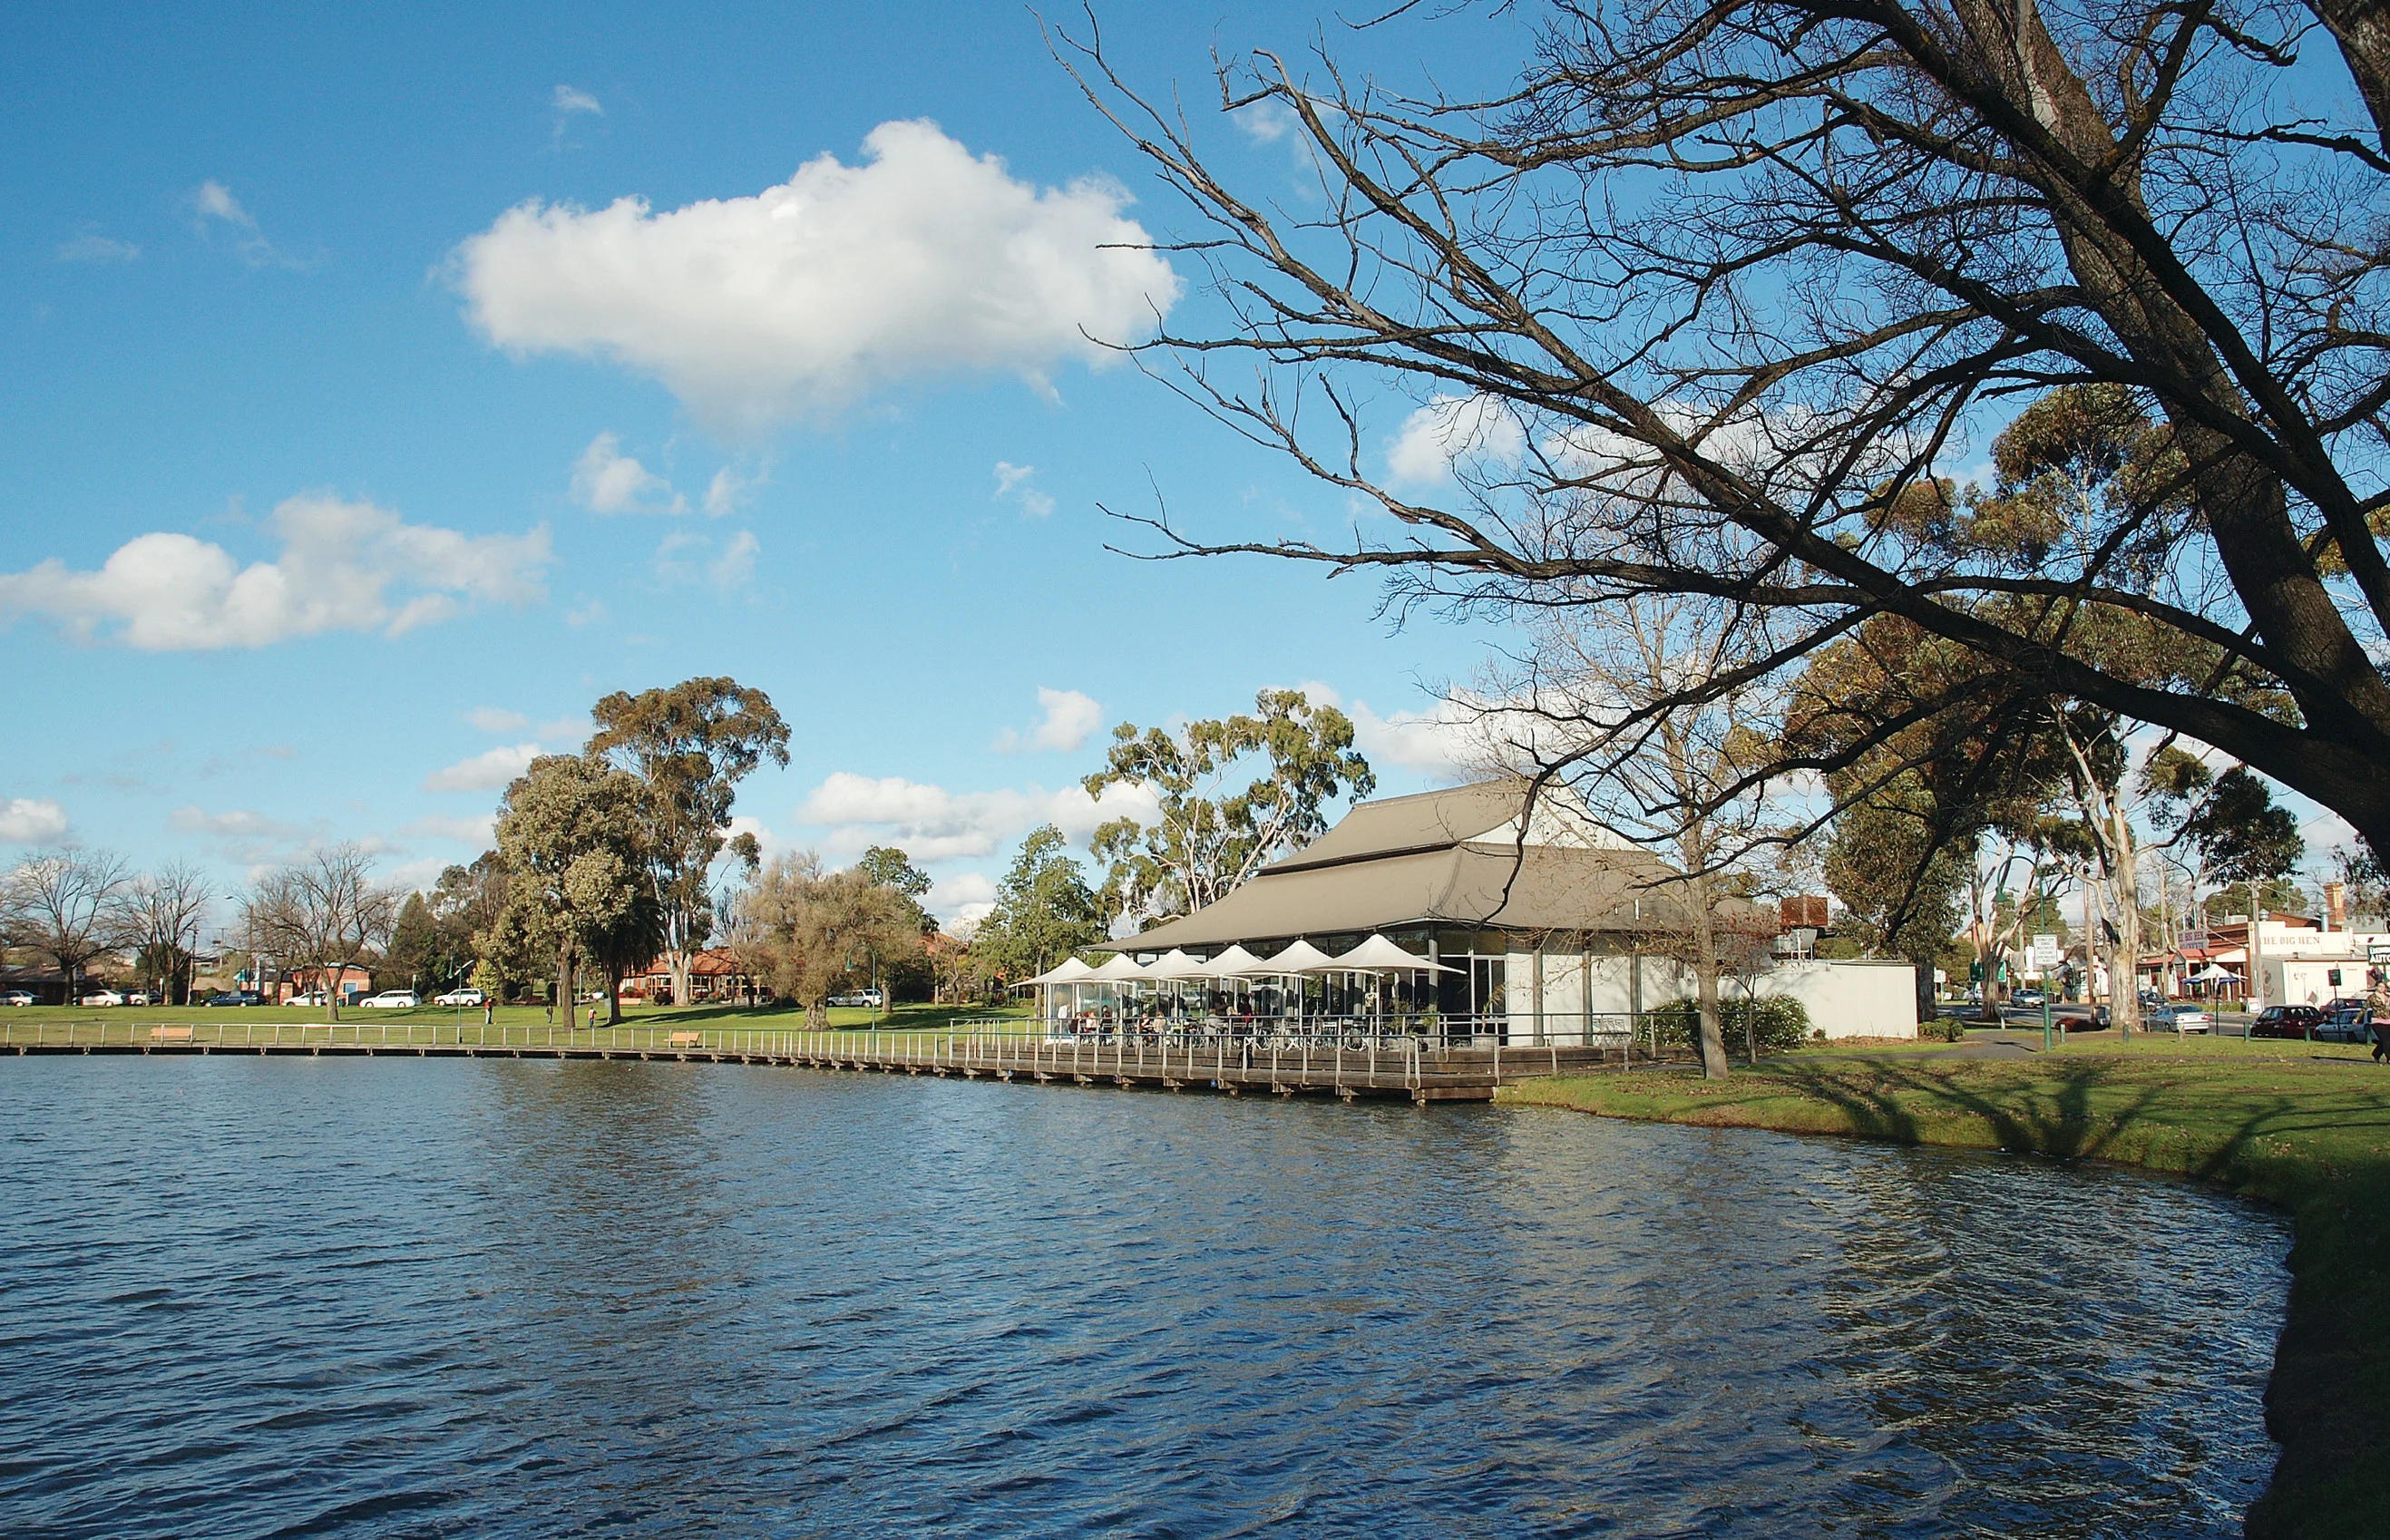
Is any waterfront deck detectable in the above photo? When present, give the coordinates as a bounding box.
[0,1020,1643,1104]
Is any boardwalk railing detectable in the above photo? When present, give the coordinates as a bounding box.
[1,1016,1671,1103]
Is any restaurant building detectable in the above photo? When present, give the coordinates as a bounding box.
[1095,780,1916,1041]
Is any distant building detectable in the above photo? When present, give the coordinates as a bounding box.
[625,948,757,1005]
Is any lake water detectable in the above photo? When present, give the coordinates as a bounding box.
[0,1058,2288,1537]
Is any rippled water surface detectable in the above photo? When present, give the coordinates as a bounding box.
[0,1058,2288,1537]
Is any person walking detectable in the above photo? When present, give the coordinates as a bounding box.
[2369,981,2390,1063]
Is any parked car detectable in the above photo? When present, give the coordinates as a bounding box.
[290,991,327,1007]
[360,989,419,1009]
[434,987,487,1008]
[829,989,885,1009]
[1,989,33,1007]
[2009,989,2046,1009]
[204,990,263,1007]
[2318,999,2375,1044]
[123,990,152,1006]
[2249,1004,2327,1039]
[79,989,125,1007]
[2150,1003,2213,1032]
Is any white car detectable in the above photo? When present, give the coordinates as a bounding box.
[2,990,34,1007]
[830,989,885,1009]
[80,989,125,1007]
[2153,1003,2212,1033]
[434,988,487,1007]
[360,989,418,1009]
[124,990,152,1006]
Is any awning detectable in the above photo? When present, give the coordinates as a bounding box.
[1205,945,1270,977]
[1022,958,1097,986]
[1139,949,1211,980]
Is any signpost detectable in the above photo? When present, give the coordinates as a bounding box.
[2031,933,2061,971]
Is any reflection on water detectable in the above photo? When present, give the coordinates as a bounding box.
[0,1058,2285,1537]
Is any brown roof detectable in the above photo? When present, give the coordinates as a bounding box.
[1101,780,1718,952]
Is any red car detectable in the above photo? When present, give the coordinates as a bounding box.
[2249,1005,2326,1039]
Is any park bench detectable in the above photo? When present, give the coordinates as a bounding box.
[149,1026,193,1043]
[668,1031,703,1048]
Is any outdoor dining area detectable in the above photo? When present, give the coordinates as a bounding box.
[1018,935,1519,1048]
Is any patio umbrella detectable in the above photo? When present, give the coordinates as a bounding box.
[1332,935,1458,973]
[1205,945,1271,977]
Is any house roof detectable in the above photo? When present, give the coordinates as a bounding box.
[1100,779,1717,953]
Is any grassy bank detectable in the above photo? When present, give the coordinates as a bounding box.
[0,999,1028,1034]
[1502,1042,2390,1537]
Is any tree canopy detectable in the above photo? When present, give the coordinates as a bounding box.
[1083,687,1373,926]
[490,754,660,1022]
[971,825,1107,981]
[1068,0,2390,852]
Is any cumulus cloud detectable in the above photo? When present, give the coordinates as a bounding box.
[1386,394,1527,488]
[930,869,998,929]
[992,460,1055,517]
[1300,680,1494,783]
[452,119,1180,434]
[465,706,529,733]
[0,495,551,650]
[795,771,1158,864]
[423,743,541,793]
[169,805,298,839]
[710,529,760,589]
[994,687,1104,754]
[55,234,139,263]
[571,432,685,513]
[0,797,69,844]
[652,528,758,590]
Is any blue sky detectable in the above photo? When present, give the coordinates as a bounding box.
[1,2,1552,925]
[5,2,2363,931]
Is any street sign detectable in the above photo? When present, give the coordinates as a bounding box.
[2178,928,2208,952]
[2370,942,2390,965]
[2031,933,2061,970]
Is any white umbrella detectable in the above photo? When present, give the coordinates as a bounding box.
[1205,945,1271,977]
[1332,935,1458,973]
[1256,940,1343,974]
[1023,958,1097,986]
[1088,954,1149,982]
[1139,949,1210,980]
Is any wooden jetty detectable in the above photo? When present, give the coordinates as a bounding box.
[0,1020,1642,1106]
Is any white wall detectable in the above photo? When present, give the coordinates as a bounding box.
[1501,950,1912,1041]
[1748,960,1917,1039]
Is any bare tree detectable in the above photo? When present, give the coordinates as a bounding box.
[1,849,132,1004]
[1478,590,1785,1077]
[116,860,214,1005]
[1060,0,2390,853]
[243,844,395,1021]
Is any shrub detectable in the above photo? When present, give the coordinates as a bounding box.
[1922,1018,1968,1043]
[1648,994,1812,1055]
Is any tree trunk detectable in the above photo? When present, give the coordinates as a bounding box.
[605,963,624,1026]
[672,943,692,1011]
[557,946,574,1031]
[2107,808,2143,1036]
[805,995,827,1032]
[1691,874,1731,1078]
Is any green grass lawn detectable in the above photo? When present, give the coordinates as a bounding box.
[1503,1042,2390,1538]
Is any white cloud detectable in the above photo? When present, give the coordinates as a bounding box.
[169,805,298,839]
[1386,394,1527,488]
[55,235,139,263]
[423,743,541,793]
[994,687,1104,753]
[1301,679,1492,783]
[704,463,763,517]
[465,706,530,733]
[571,433,685,513]
[191,180,304,269]
[403,813,497,845]
[0,797,68,844]
[453,119,1181,434]
[710,529,760,589]
[992,460,1055,517]
[535,715,590,745]
[795,771,1157,863]
[929,870,998,928]
[0,495,551,651]
[552,85,600,117]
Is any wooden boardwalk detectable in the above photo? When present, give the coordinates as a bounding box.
[0,1021,1640,1105]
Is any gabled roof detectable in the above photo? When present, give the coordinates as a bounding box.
[1101,779,1705,953]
